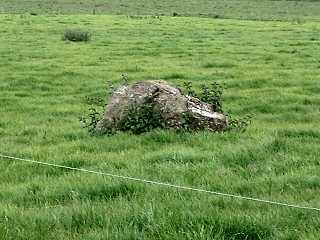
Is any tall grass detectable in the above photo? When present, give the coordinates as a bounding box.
[0,11,319,240]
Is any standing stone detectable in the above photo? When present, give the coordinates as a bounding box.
[96,80,228,133]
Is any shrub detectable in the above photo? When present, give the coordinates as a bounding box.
[79,107,100,134]
[117,99,166,135]
[62,28,91,42]
[182,81,252,132]
[80,80,252,135]
[183,81,225,113]
[80,97,167,135]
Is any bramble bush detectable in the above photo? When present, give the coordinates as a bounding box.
[80,80,252,135]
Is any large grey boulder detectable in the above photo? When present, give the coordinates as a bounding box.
[96,80,228,133]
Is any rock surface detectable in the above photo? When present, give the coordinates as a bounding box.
[96,80,228,133]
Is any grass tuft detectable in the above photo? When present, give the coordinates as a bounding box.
[62,28,91,42]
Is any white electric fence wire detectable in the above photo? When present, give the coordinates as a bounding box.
[1,153,319,212]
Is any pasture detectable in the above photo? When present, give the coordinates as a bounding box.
[0,1,320,239]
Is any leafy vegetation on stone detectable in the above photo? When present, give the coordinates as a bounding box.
[80,80,235,135]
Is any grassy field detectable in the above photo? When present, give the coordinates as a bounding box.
[1,1,320,239]
[1,0,320,21]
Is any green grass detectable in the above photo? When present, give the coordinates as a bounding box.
[1,0,320,21]
[0,3,320,240]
